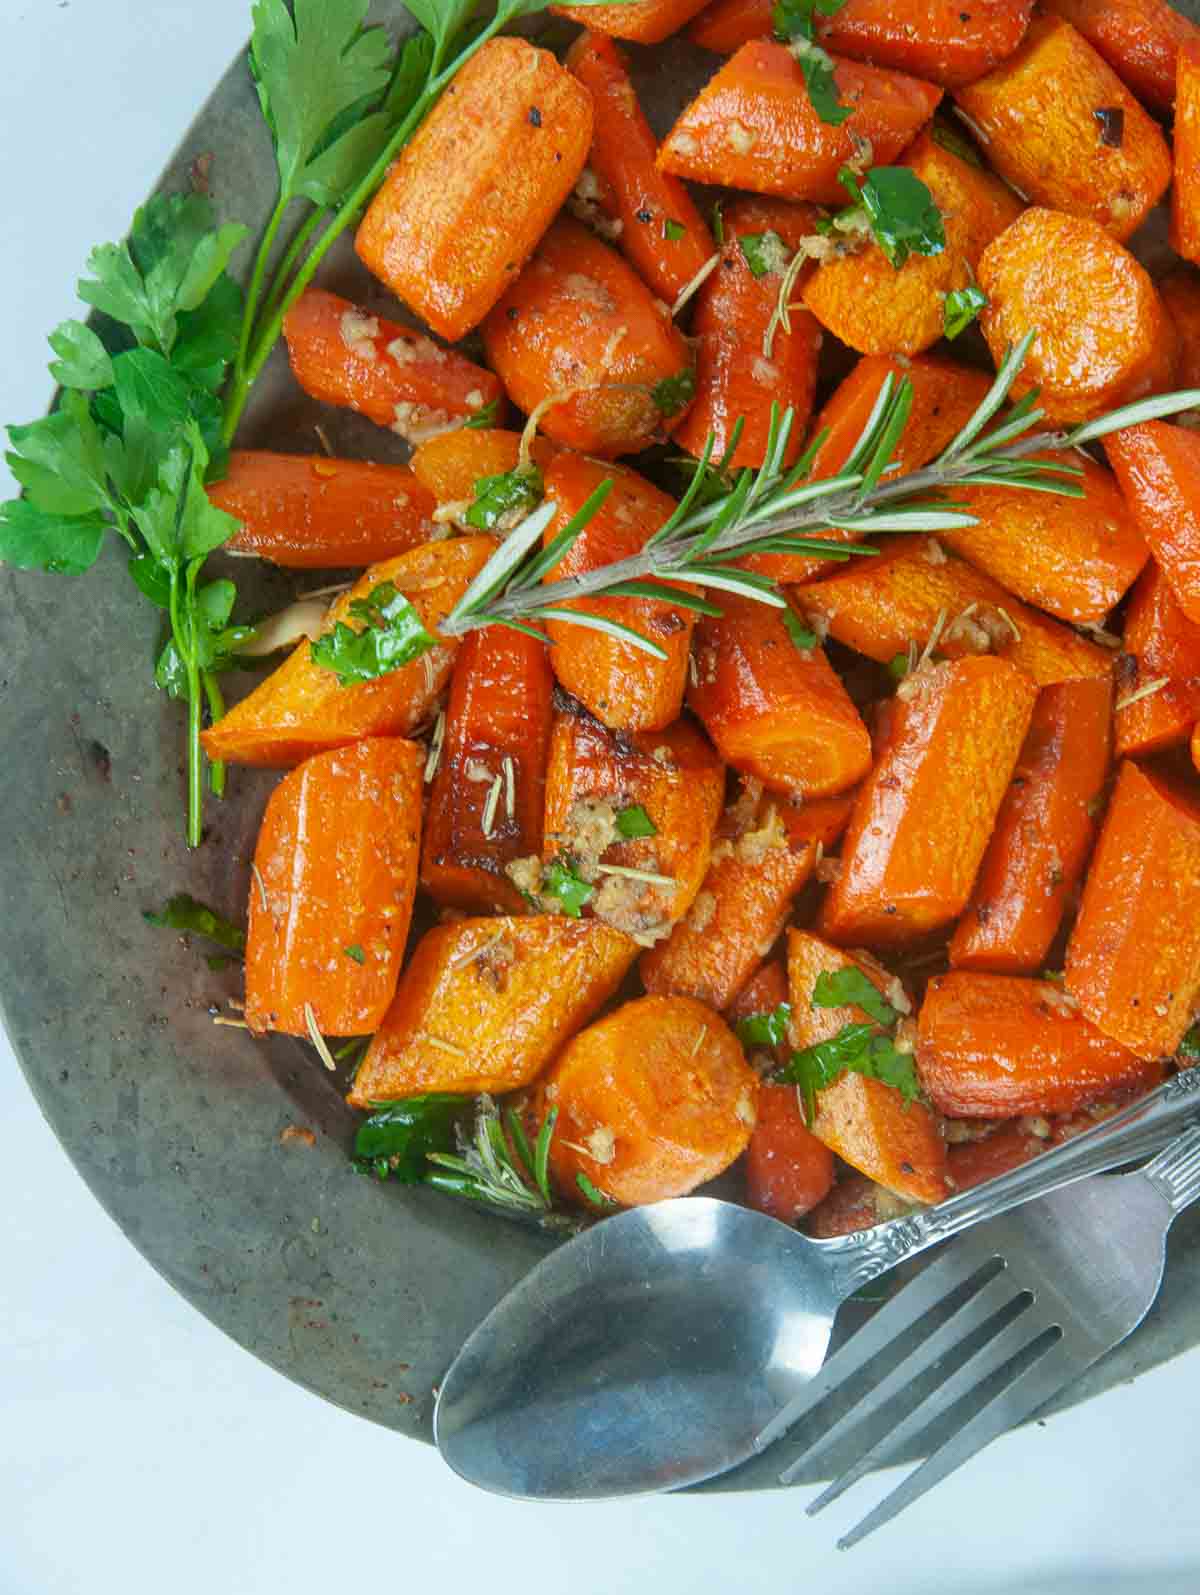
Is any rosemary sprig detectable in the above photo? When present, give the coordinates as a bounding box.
[424,1095,583,1235]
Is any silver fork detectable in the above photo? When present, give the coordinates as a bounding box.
[756,1124,1200,1548]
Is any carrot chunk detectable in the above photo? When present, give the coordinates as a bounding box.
[953,17,1170,241]
[481,217,695,458]
[347,916,638,1106]
[554,0,713,44]
[946,1123,1048,1191]
[565,33,715,303]
[918,972,1163,1115]
[671,197,823,470]
[533,995,759,1206]
[1114,563,1200,758]
[1174,41,1200,265]
[687,592,872,797]
[538,455,696,731]
[792,535,1114,688]
[726,955,791,1059]
[541,707,725,941]
[1159,268,1200,389]
[1065,761,1200,1057]
[408,429,558,514]
[949,677,1112,974]
[819,657,1038,946]
[805,1172,895,1236]
[801,128,1022,358]
[745,1086,836,1222]
[1043,0,1200,113]
[354,38,593,342]
[641,790,853,1010]
[245,738,423,1037]
[977,209,1176,426]
[1106,421,1200,625]
[657,40,942,206]
[420,627,555,913]
[281,289,502,441]
[201,537,493,768]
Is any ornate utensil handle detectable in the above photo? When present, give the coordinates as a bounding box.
[826,1067,1200,1299]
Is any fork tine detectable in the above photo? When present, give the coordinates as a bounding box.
[836,1333,1080,1550]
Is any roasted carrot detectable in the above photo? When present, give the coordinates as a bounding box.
[978,209,1176,426]
[949,677,1112,974]
[819,657,1038,946]
[420,626,555,913]
[745,1086,836,1222]
[408,429,558,515]
[565,33,714,304]
[1159,269,1200,388]
[1193,721,1200,777]
[953,17,1171,241]
[201,537,493,768]
[946,1123,1047,1191]
[209,451,437,569]
[805,1172,896,1236]
[1065,761,1200,1057]
[481,218,695,458]
[281,289,502,442]
[917,973,1162,1116]
[354,38,593,342]
[553,0,713,45]
[1114,562,1200,758]
[541,706,725,941]
[1106,421,1200,625]
[1175,43,1200,272]
[1043,0,1200,113]
[671,197,823,470]
[533,995,759,1206]
[347,916,638,1106]
[657,40,942,205]
[538,455,696,731]
[689,0,1033,89]
[686,592,872,797]
[801,127,1022,357]
[942,454,1147,625]
[791,535,1114,688]
[640,790,853,1010]
[245,738,423,1037]
[726,955,791,1061]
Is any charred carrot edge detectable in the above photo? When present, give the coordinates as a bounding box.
[1173,40,1200,267]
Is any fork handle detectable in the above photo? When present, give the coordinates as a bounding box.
[825,1066,1200,1298]
[1143,1124,1200,1214]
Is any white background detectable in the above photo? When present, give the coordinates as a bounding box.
[2,2,1199,1591]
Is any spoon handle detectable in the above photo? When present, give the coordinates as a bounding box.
[825,1066,1200,1299]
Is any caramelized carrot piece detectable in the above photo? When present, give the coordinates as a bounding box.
[745,1086,836,1222]
[1106,421,1200,625]
[1114,562,1200,758]
[245,738,423,1037]
[408,429,558,513]
[641,790,853,1010]
[481,218,695,458]
[1065,761,1200,1057]
[917,973,1163,1115]
[565,33,714,303]
[1176,45,1200,274]
[420,627,555,913]
[347,916,638,1106]
[541,707,725,940]
[657,40,942,205]
[1193,721,1200,777]
[946,1123,1047,1191]
[533,995,759,1206]
[801,128,1022,357]
[978,210,1176,425]
[539,455,696,731]
[281,289,502,440]
[953,17,1171,241]
[949,677,1112,974]
[689,0,1034,89]
[1043,0,1200,113]
[942,454,1147,625]
[553,0,713,45]
[1158,268,1200,388]
[687,592,872,797]
[209,451,437,569]
[672,197,822,470]
[805,1172,893,1236]
[201,537,493,768]
[819,657,1038,945]
[726,955,790,1058]
[354,38,593,342]
[792,535,1114,687]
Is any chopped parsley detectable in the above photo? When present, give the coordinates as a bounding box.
[783,609,817,650]
[1178,1023,1200,1065]
[738,229,791,279]
[944,283,988,340]
[343,944,366,964]
[735,1002,793,1050]
[812,965,898,1028]
[463,397,500,429]
[651,365,697,419]
[466,462,544,532]
[353,1095,467,1182]
[543,856,595,918]
[663,218,687,242]
[310,579,437,685]
[773,0,852,127]
[615,804,657,839]
[833,165,946,271]
[144,893,246,952]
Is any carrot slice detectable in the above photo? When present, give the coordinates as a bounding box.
[1065,761,1200,1057]
[201,536,493,768]
[657,40,942,205]
[347,916,638,1105]
[918,972,1163,1115]
[1114,562,1200,758]
[745,1086,836,1222]
[245,738,423,1037]
[553,0,713,44]
[805,1173,897,1236]
[209,451,436,569]
[949,677,1112,974]
[1106,421,1200,625]
[355,38,593,342]
[946,1123,1048,1191]
[1159,268,1200,388]
[1043,0,1200,113]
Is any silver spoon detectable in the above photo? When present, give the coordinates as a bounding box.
[434,1068,1200,1499]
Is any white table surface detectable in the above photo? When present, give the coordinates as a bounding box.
[2,3,1199,1590]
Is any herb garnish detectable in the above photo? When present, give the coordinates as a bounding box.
[651,366,697,419]
[944,283,989,340]
[576,1172,620,1211]
[466,463,544,532]
[811,966,898,1027]
[543,856,596,917]
[144,893,246,952]
[738,230,791,279]
[773,965,919,1123]
[773,0,852,127]
[309,580,436,685]
[343,944,366,964]
[1179,1024,1200,1065]
[353,1094,466,1181]
[735,1003,793,1050]
[615,804,657,839]
[424,1095,583,1233]
[830,165,946,270]
[464,398,501,429]
[783,609,818,650]
[663,218,687,242]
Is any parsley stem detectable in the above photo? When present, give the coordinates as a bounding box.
[256,204,331,330]
[229,191,291,424]
[168,570,204,848]
[203,671,226,799]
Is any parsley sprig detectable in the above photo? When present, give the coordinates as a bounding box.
[309,580,436,685]
[773,0,852,126]
[777,965,921,1123]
